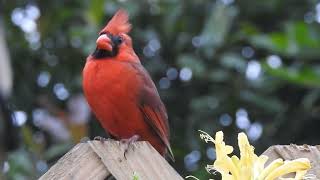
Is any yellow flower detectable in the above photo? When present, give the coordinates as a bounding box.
[197,130,312,180]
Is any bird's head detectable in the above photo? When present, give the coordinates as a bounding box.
[92,9,139,62]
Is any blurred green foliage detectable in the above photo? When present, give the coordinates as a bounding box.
[1,0,320,179]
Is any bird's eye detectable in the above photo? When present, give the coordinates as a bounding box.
[115,36,123,44]
[111,35,123,45]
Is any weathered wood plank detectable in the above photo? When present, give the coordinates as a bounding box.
[39,143,110,180]
[39,140,183,180]
[88,140,183,180]
[263,144,320,178]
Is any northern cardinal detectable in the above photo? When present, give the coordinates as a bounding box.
[82,9,173,160]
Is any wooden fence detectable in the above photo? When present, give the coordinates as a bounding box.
[39,140,183,180]
[40,140,320,180]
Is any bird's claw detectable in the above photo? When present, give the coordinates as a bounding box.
[120,135,140,159]
[94,136,108,143]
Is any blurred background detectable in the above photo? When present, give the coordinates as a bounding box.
[1,0,320,179]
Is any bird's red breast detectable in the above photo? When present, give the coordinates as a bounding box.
[82,9,173,159]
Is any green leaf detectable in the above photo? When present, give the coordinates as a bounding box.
[263,63,320,88]
[7,150,36,179]
[86,0,105,25]
[133,172,140,180]
[248,22,320,58]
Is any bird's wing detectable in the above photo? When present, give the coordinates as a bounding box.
[130,63,174,160]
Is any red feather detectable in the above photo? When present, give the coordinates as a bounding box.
[101,9,132,35]
[134,64,174,160]
[82,9,173,160]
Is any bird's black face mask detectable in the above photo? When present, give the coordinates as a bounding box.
[92,32,123,59]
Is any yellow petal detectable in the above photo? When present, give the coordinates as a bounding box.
[211,131,240,179]
[258,159,283,180]
[231,155,239,168]
[214,156,239,178]
[253,155,269,179]
[215,131,224,143]
[220,172,235,180]
[199,130,312,180]
[294,170,308,180]
[265,158,311,180]
[225,145,234,155]
[239,167,252,180]
[238,132,255,176]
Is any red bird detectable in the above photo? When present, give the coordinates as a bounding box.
[82,9,173,160]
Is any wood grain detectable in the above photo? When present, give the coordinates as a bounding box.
[39,142,109,180]
[39,140,183,180]
[88,140,183,180]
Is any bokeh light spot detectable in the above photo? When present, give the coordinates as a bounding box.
[246,60,261,80]
[219,113,232,126]
[2,161,9,173]
[37,71,51,87]
[184,150,201,171]
[267,55,282,69]
[11,8,24,26]
[241,46,254,58]
[235,108,250,129]
[180,67,193,81]
[304,12,314,23]
[166,67,178,80]
[159,77,171,89]
[220,0,234,5]
[206,147,216,160]
[316,3,320,23]
[148,39,161,52]
[247,122,263,141]
[53,83,70,100]
[12,111,27,126]
[36,160,48,173]
[143,46,155,57]
[192,36,204,47]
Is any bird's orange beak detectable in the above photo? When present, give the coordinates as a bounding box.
[96,34,113,52]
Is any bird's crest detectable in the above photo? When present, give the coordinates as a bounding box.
[101,9,132,35]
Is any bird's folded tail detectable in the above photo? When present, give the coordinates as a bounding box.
[165,141,175,162]
[139,105,175,162]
